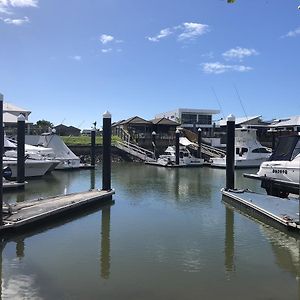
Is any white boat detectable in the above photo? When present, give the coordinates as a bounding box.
[3,156,55,178]
[257,134,300,184]
[210,127,272,168]
[4,134,60,172]
[156,145,204,167]
[31,131,81,170]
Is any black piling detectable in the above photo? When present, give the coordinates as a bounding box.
[91,128,96,166]
[152,131,156,159]
[175,129,180,165]
[17,114,26,184]
[226,114,235,190]
[197,128,202,159]
[102,111,111,191]
[0,94,3,225]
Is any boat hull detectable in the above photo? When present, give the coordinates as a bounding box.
[210,157,268,168]
[3,159,54,178]
[257,160,300,184]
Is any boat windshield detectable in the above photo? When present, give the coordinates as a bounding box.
[269,136,300,161]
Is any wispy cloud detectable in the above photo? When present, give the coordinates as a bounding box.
[282,27,300,38]
[202,62,252,74]
[147,22,210,43]
[99,34,114,44]
[223,47,259,61]
[0,0,38,24]
[1,15,29,25]
[0,0,37,13]
[177,22,210,41]
[147,28,173,42]
[69,55,82,61]
[101,48,112,53]
[99,33,123,53]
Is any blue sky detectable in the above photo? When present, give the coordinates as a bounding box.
[0,0,299,128]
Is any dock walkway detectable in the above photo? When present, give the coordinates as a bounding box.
[222,189,300,231]
[1,189,114,232]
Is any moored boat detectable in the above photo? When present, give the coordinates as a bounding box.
[210,127,271,168]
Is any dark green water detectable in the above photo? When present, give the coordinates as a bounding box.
[1,163,299,299]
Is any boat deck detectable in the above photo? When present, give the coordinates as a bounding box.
[222,189,300,231]
[0,189,114,232]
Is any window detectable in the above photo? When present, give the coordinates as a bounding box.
[181,113,197,124]
[197,115,212,125]
[252,148,270,153]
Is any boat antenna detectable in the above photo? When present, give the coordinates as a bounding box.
[211,87,225,119]
[233,84,248,121]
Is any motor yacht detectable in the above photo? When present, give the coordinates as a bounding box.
[210,127,271,168]
[257,134,300,184]
[156,145,204,167]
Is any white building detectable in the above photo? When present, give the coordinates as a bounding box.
[155,108,220,131]
[3,102,32,134]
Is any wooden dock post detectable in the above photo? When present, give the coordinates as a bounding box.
[175,129,180,165]
[226,114,235,190]
[197,128,202,159]
[102,111,111,191]
[91,127,96,167]
[152,131,156,159]
[17,114,26,184]
[0,93,3,225]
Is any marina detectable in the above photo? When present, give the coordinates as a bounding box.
[1,164,300,299]
[0,1,299,298]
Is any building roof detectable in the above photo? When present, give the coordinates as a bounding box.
[150,117,180,126]
[3,102,31,114]
[120,116,152,125]
[217,115,262,126]
[270,116,300,128]
[3,112,30,124]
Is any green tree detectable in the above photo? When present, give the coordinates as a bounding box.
[36,119,54,128]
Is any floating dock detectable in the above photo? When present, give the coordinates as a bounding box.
[222,189,300,231]
[0,189,114,232]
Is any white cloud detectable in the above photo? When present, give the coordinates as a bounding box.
[100,34,114,44]
[101,48,112,53]
[283,27,300,38]
[10,0,37,7]
[223,47,259,61]
[0,0,37,13]
[178,22,210,41]
[202,62,252,74]
[1,15,29,24]
[147,28,173,42]
[70,55,82,61]
[147,22,210,43]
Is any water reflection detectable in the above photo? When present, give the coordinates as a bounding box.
[100,206,111,279]
[90,169,96,190]
[260,226,300,294]
[0,201,113,299]
[224,207,235,274]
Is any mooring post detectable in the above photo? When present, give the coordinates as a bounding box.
[175,129,180,165]
[152,131,156,159]
[197,128,202,159]
[102,111,111,191]
[91,127,96,167]
[17,114,26,184]
[0,94,3,225]
[226,114,235,190]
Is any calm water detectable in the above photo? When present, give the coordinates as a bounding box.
[1,163,300,300]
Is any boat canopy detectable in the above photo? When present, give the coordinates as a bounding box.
[37,133,79,160]
[270,135,300,161]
